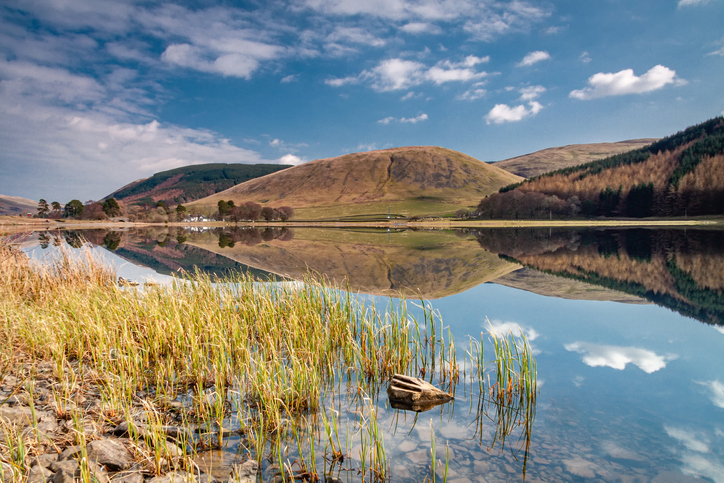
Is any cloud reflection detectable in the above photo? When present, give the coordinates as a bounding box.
[564,342,675,373]
[487,320,539,341]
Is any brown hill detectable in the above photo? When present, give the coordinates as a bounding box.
[0,195,38,216]
[188,147,523,219]
[492,139,657,178]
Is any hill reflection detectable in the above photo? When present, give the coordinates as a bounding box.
[475,228,724,325]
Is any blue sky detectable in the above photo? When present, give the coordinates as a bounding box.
[0,0,723,203]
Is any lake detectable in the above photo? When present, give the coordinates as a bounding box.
[15,226,724,482]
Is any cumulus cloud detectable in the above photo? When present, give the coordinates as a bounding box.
[278,154,305,165]
[517,50,551,66]
[565,342,676,373]
[570,65,683,100]
[378,113,428,124]
[326,55,488,91]
[519,85,546,100]
[485,101,543,124]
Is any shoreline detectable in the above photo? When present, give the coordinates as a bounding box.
[1,216,722,232]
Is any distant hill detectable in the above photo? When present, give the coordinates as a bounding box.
[478,117,724,218]
[188,146,523,219]
[492,139,657,178]
[0,195,37,216]
[106,163,292,205]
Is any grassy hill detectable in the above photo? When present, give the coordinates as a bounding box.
[491,139,657,178]
[188,146,523,220]
[478,117,724,218]
[107,163,292,205]
[0,195,37,216]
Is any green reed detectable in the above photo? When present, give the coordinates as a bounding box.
[0,236,537,481]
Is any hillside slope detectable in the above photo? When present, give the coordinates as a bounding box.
[492,139,657,178]
[0,195,37,216]
[478,117,724,218]
[107,163,291,205]
[189,146,522,219]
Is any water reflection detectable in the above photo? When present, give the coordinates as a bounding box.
[8,225,724,481]
[564,342,675,373]
[476,227,724,326]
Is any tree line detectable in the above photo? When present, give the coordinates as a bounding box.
[215,200,294,222]
[34,197,295,223]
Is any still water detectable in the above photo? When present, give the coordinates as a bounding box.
[15,226,724,482]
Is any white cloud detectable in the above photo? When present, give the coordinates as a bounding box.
[281,74,299,83]
[665,426,710,453]
[485,101,543,124]
[519,85,546,101]
[300,0,549,42]
[0,57,274,200]
[517,50,551,67]
[580,51,592,63]
[278,154,305,165]
[378,113,428,124]
[708,47,724,57]
[457,87,487,101]
[678,0,710,7]
[679,454,724,483]
[400,22,442,34]
[324,75,360,87]
[564,342,676,373]
[570,65,683,100]
[369,58,426,90]
[699,380,724,408]
[400,91,421,101]
[326,26,386,50]
[326,56,488,92]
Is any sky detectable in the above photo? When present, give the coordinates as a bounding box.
[0,0,723,203]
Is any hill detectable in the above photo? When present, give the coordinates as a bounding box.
[0,195,37,216]
[188,146,523,219]
[106,163,292,206]
[491,139,657,178]
[477,117,724,219]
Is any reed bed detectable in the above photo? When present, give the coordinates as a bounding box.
[0,236,538,482]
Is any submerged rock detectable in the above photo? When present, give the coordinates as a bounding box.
[387,374,453,412]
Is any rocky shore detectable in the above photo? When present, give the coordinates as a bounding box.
[0,369,263,483]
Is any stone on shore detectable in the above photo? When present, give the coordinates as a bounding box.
[87,438,135,471]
